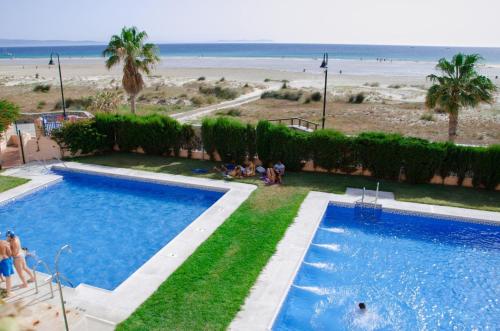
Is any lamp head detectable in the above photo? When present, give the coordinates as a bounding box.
[320,53,328,69]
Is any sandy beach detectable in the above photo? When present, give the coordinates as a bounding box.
[1,56,499,145]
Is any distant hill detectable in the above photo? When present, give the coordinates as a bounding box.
[0,39,104,47]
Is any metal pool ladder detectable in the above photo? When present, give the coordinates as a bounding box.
[355,182,382,221]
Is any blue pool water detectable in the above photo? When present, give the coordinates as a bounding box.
[273,204,500,330]
[0,170,223,290]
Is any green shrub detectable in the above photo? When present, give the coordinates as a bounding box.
[355,132,402,180]
[420,113,435,121]
[399,138,445,184]
[199,85,240,100]
[36,101,47,110]
[201,117,253,163]
[309,130,356,172]
[52,120,107,155]
[33,84,51,92]
[190,96,205,106]
[264,78,271,82]
[388,84,405,89]
[470,145,500,189]
[0,99,20,135]
[261,89,303,101]
[256,121,308,171]
[54,97,92,110]
[348,93,365,104]
[197,76,206,81]
[310,91,322,102]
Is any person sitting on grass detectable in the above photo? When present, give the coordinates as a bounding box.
[274,160,285,184]
[228,165,244,179]
[213,160,236,175]
[7,231,35,288]
[242,159,256,177]
[264,163,277,185]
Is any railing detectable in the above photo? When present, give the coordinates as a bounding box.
[26,252,54,298]
[268,117,319,131]
[42,119,63,136]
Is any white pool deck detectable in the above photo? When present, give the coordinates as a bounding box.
[1,161,256,329]
[229,190,500,331]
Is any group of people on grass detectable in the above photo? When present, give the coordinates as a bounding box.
[214,158,285,185]
[0,231,35,297]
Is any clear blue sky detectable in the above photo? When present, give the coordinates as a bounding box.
[2,0,499,47]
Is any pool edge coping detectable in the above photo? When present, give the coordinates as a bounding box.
[229,191,500,331]
[1,162,257,326]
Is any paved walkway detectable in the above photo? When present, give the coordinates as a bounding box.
[1,146,22,169]
[171,85,279,123]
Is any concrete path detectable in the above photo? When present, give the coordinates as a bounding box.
[171,84,279,123]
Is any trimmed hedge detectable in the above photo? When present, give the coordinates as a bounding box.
[52,115,500,190]
[201,117,255,163]
[54,114,190,157]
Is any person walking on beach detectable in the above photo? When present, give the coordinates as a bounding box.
[6,231,34,288]
[0,237,14,297]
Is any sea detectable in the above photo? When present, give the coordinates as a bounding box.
[2,43,500,77]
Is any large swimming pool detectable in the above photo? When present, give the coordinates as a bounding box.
[273,204,500,330]
[0,169,223,290]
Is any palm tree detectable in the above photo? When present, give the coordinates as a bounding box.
[426,53,496,142]
[103,27,159,114]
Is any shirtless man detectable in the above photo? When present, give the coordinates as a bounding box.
[6,231,34,288]
[0,237,14,296]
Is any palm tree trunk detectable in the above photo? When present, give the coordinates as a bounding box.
[448,112,458,142]
[130,94,136,114]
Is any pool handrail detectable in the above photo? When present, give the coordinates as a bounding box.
[27,251,54,298]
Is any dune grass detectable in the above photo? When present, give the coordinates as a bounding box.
[0,175,28,193]
[72,153,500,330]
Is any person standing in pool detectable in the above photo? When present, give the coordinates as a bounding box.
[6,231,34,288]
[0,237,14,296]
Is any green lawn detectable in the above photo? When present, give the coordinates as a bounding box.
[0,175,28,193]
[73,153,500,330]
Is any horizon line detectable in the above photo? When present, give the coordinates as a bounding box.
[1,39,500,49]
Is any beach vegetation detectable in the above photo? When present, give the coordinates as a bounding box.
[426,53,496,142]
[197,76,206,81]
[103,26,160,114]
[420,113,435,121]
[364,82,380,87]
[0,99,20,137]
[264,78,271,82]
[261,89,303,101]
[348,92,365,104]
[87,91,122,113]
[190,95,205,106]
[54,97,92,110]
[33,84,51,93]
[388,84,405,89]
[199,85,240,100]
[36,101,46,110]
[310,91,322,102]
[216,108,241,117]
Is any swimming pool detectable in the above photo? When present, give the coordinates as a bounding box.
[0,169,224,290]
[273,204,500,330]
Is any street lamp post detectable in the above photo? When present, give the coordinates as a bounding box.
[49,52,67,119]
[320,52,329,129]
